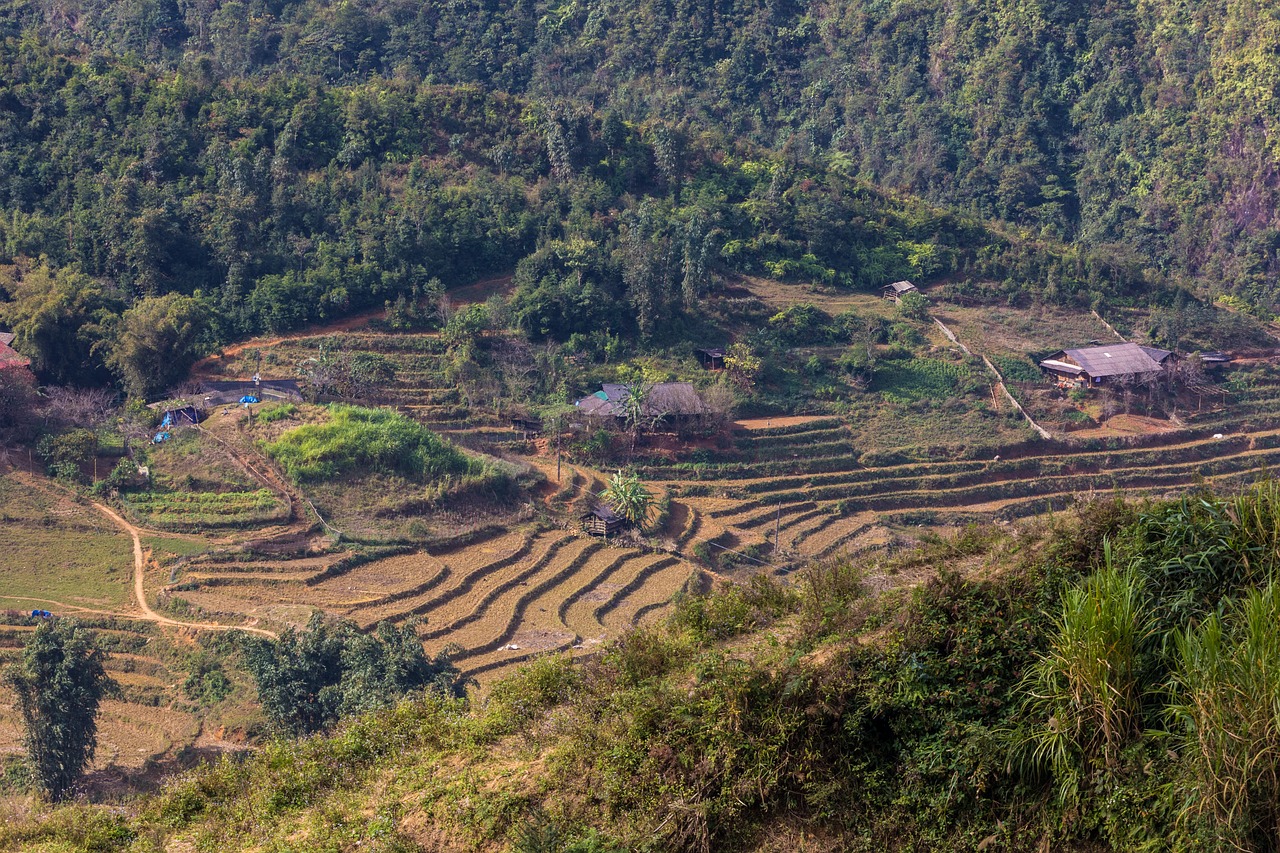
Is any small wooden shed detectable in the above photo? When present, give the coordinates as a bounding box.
[695,347,727,370]
[882,280,919,301]
[581,504,625,537]
[510,416,543,437]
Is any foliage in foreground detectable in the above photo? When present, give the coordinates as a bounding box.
[13,486,1280,850]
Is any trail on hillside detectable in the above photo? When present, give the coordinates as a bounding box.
[87,500,277,638]
[191,273,514,374]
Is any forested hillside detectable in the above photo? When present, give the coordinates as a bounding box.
[3,0,1276,391]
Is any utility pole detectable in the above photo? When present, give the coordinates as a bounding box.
[555,416,562,482]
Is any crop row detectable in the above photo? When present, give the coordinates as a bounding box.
[380,532,541,624]
[826,447,1280,515]
[745,433,1280,504]
[416,535,577,640]
[449,540,609,661]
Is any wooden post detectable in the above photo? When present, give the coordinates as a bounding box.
[555,417,562,482]
[774,504,781,552]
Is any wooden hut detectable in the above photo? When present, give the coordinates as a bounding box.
[510,416,543,437]
[695,347,727,370]
[581,504,625,537]
[882,280,919,301]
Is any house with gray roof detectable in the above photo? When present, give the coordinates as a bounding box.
[575,382,711,424]
[1040,343,1169,386]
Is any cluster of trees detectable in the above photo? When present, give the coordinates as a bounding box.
[244,613,465,737]
[0,613,465,802]
[0,0,1271,311]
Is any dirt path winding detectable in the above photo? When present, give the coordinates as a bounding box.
[87,500,277,639]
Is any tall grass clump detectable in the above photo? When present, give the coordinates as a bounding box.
[1169,583,1280,848]
[1018,545,1153,802]
[265,405,482,483]
[1117,481,1280,634]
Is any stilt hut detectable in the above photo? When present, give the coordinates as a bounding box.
[581,504,625,537]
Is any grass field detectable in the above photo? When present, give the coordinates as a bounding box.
[0,475,132,611]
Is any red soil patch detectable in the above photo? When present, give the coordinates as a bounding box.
[734,416,833,430]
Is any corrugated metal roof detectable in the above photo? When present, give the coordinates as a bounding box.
[1138,345,1174,363]
[1058,343,1163,378]
[885,280,917,293]
[1040,359,1085,375]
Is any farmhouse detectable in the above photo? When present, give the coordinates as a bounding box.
[1039,343,1167,386]
[575,382,711,425]
[882,280,919,301]
[581,503,625,536]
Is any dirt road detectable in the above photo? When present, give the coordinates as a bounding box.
[88,500,278,639]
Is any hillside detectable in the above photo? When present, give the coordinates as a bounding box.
[7,0,1280,846]
[8,483,1280,851]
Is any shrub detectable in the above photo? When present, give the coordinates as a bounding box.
[1168,584,1280,847]
[1017,547,1153,803]
[265,405,481,483]
[256,403,297,423]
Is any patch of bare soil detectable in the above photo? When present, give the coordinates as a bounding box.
[734,416,833,430]
[1070,414,1180,439]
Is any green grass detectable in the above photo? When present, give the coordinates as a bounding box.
[265,405,482,483]
[142,536,213,559]
[0,475,133,611]
[990,354,1043,383]
[872,358,978,403]
[123,489,285,527]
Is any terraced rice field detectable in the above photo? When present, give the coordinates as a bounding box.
[172,520,700,685]
[636,386,1280,573]
[180,306,1280,688]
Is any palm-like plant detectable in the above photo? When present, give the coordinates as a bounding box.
[601,470,654,530]
[1168,583,1280,845]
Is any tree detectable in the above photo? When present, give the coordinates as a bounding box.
[895,291,930,322]
[0,261,122,386]
[104,293,213,399]
[245,612,464,737]
[3,620,113,801]
[42,386,117,431]
[0,367,39,444]
[724,343,762,392]
[601,470,654,530]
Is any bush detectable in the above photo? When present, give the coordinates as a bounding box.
[265,405,482,483]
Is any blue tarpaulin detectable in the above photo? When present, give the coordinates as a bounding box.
[160,412,173,428]
[153,431,171,443]
[240,395,260,405]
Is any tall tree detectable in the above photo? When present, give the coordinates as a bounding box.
[3,619,112,802]
[104,293,213,399]
[0,261,122,386]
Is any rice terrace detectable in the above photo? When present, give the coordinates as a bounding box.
[4,270,1280,793]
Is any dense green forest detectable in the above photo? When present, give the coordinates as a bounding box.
[4,0,1275,392]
